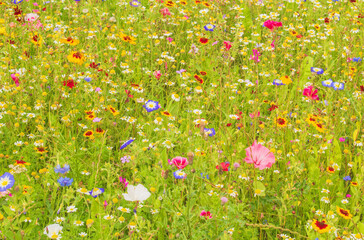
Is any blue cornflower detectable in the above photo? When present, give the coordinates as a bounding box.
[200,173,209,179]
[173,170,186,179]
[54,164,70,174]
[12,0,23,3]
[322,79,333,87]
[353,57,362,62]
[120,138,135,150]
[89,188,105,198]
[204,128,216,137]
[343,176,351,181]
[311,67,324,74]
[143,100,160,112]
[84,77,91,82]
[204,24,216,31]
[57,177,73,187]
[0,172,15,192]
[331,82,344,90]
[273,79,284,86]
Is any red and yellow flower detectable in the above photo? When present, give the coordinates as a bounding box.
[67,51,85,65]
[312,219,331,233]
[60,37,80,46]
[275,117,287,127]
[336,206,352,220]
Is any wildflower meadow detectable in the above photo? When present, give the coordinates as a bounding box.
[1,0,364,239]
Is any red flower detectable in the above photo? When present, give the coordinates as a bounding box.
[216,162,230,171]
[199,37,209,44]
[268,104,278,111]
[63,79,77,89]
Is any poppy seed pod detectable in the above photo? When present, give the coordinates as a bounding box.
[187,152,194,165]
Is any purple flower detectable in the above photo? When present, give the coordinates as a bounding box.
[54,164,70,174]
[120,139,135,150]
[176,69,186,74]
[121,156,131,163]
[129,0,141,7]
[89,188,104,198]
[143,100,160,112]
[343,176,351,181]
[93,117,102,122]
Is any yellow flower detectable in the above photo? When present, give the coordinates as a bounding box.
[67,51,85,65]
[86,219,94,228]
[280,75,292,85]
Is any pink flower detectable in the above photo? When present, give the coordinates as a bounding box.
[160,8,171,17]
[244,140,275,170]
[200,210,212,219]
[153,70,161,80]
[339,137,346,142]
[263,20,282,31]
[223,41,232,51]
[249,111,260,119]
[220,197,228,204]
[24,13,39,23]
[167,37,173,42]
[11,74,19,87]
[170,156,189,170]
[303,86,319,101]
[0,190,12,198]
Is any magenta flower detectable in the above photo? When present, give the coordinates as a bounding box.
[200,210,212,219]
[250,49,261,63]
[119,177,129,188]
[244,140,275,170]
[339,137,346,142]
[303,86,319,101]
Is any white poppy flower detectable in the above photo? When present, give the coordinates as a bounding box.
[122,184,151,202]
[44,224,63,239]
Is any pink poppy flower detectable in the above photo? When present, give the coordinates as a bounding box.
[303,86,319,101]
[244,140,275,170]
[169,157,189,170]
[263,20,282,31]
